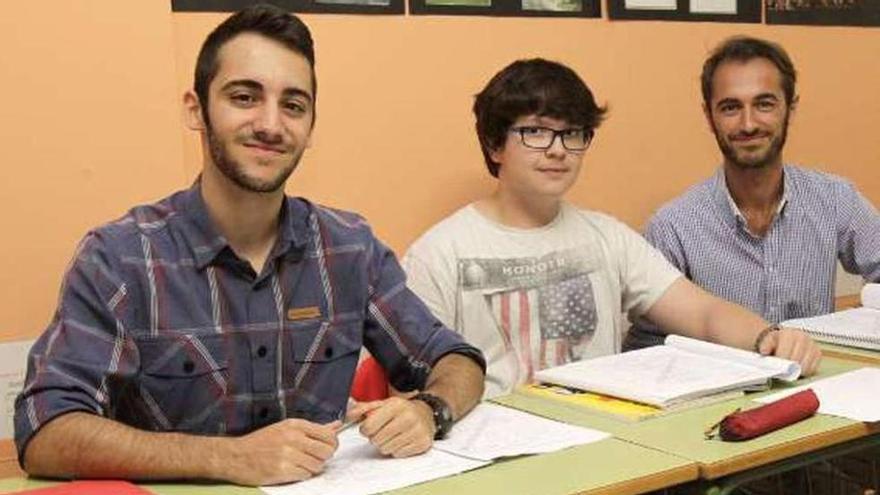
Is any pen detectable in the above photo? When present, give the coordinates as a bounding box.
[338,398,366,432]
[338,398,382,432]
[340,417,362,432]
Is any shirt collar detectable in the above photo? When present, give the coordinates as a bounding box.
[711,165,791,231]
[176,180,310,271]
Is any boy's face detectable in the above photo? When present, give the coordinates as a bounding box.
[489,114,587,201]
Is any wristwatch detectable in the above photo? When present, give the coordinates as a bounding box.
[411,392,453,440]
[753,323,781,353]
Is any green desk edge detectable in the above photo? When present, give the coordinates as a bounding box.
[0,438,696,495]
[7,357,872,495]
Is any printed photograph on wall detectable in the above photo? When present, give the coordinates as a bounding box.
[424,0,490,6]
[522,0,583,12]
[767,0,880,26]
[608,0,760,22]
[411,0,598,17]
[172,0,403,15]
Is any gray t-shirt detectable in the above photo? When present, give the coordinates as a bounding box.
[404,203,681,398]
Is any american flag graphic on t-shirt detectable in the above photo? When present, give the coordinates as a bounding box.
[459,250,597,381]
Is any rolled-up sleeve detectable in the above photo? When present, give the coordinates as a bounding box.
[835,182,880,282]
[362,235,485,392]
[14,233,138,463]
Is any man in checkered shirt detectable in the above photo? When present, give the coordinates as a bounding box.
[15,5,485,486]
[626,36,880,351]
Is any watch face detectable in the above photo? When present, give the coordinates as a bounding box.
[415,393,452,439]
[439,404,453,424]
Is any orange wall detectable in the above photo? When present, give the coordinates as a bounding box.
[2,2,879,342]
[1,2,185,341]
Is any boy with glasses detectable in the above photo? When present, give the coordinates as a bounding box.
[403,58,821,398]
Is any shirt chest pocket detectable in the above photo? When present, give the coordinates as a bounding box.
[135,334,230,433]
[285,319,362,421]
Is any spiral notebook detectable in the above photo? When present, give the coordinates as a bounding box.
[782,284,880,351]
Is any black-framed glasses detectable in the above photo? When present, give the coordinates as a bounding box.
[509,126,594,151]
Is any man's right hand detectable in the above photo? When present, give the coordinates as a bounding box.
[216,418,341,486]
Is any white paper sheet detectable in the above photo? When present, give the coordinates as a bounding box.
[261,428,488,495]
[861,283,880,310]
[625,0,676,9]
[434,403,609,461]
[783,307,880,350]
[689,0,736,14]
[0,339,35,438]
[666,335,801,381]
[755,368,880,423]
[781,284,880,348]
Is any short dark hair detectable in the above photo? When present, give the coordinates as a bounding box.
[701,36,796,109]
[194,4,316,122]
[473,59,607,177]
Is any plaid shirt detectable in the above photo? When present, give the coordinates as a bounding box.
[626,165,880,350]
[15,184,484,458]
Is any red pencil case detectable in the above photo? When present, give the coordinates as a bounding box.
[708,388,820,441]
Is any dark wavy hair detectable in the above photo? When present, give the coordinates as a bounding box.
[473,59,608,177]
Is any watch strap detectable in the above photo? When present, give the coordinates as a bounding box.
[411,392,452,440]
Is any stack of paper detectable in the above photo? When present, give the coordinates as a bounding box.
[783,284,880,351]
[534,335,801,409]
[262,403,608,495]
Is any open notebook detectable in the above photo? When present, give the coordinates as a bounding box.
[783,283,880,351]
[534,335,801,409]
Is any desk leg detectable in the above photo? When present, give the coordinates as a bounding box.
[702,434,880,495]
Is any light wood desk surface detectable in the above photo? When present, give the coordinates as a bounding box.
[819,343,880,366]
[833,293,862,311]
[0,442,20,479]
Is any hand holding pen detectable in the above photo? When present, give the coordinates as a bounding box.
[344,393,436,458]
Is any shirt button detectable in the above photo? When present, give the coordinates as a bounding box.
[257,346,267,358]
[182,360,195,374]
[324,346,334,359]
[259,407,269,419]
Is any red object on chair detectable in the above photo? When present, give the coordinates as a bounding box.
[351,356,390,402]
[11,481,152,494]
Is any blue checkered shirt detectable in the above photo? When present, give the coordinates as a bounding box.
[15,184,484,459]
[625,165,880,350]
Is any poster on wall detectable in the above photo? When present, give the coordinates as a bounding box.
[0,340,34,439]
[172,0,404,15]
[608,0,760,21]
[409,0,600,17]
[767,0,880,26]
